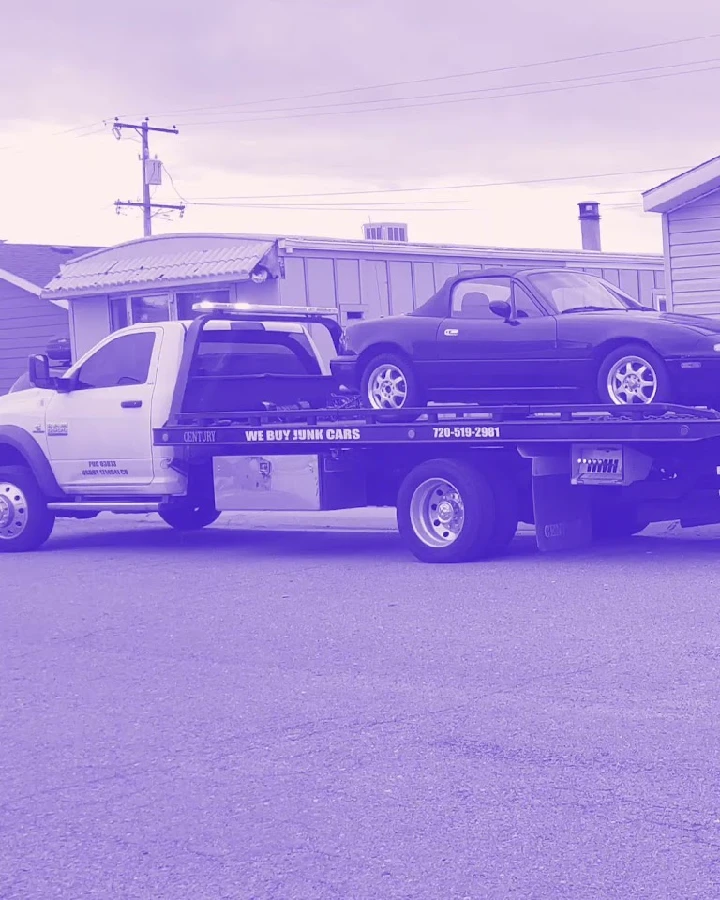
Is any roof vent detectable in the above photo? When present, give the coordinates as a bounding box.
[363,222,408,242]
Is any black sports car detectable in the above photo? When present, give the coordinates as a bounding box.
[330,267,720,409]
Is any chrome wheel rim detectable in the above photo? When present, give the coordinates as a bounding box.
[607,356,658,404]
[367,364,408,410]
[0,481,29,540]
[410,478,465,547]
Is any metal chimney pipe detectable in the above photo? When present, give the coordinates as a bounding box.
[578,201,601,251]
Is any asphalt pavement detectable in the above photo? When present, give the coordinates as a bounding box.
[2,512,720,899]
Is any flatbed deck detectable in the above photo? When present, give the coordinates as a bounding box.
[155,402,720,451]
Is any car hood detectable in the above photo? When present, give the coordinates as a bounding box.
[564,308,720,335]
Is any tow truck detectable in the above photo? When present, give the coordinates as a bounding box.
[3,301,720,562]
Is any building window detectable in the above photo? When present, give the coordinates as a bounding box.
[653,292,668,312]
[110,297,129,331]
[130,295,170,324]
[176,289,231,319]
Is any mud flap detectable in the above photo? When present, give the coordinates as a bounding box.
[532,454,592,552]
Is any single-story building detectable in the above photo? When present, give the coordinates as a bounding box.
[643,155,720,315]
[41,226,666,365]
[0,242,98,393]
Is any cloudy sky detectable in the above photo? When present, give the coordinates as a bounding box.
[2,0,719,254]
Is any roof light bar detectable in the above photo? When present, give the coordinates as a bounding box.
[192,300,340,318]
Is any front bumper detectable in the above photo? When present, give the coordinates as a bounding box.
[330,355,361,391]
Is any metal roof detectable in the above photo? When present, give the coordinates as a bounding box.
[41,235,277,299]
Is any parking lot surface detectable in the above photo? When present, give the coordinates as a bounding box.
[2,513,720,899]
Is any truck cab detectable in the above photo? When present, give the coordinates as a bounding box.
[0,305,342,544]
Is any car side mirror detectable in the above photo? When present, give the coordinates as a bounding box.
[489,299,512,320]
[28,354,53,389]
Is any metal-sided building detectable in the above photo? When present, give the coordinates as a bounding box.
[41,226,666,365]
[643,155,720,315]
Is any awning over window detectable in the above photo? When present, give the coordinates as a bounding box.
[41,234,278,299]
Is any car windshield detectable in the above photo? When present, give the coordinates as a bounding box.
[526,271,641,313]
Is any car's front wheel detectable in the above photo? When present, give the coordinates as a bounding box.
[360,352,423,411]
[597,343,671,406]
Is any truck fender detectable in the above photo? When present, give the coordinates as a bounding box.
[0,426,67,500]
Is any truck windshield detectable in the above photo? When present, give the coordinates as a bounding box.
[526,271,641,313]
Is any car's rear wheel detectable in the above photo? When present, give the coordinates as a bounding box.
[360,352,424,412]
[597,343,671,406]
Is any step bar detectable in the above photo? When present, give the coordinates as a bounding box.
[47,502,160,514]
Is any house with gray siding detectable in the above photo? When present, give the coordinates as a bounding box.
[41,230,665,366]
[0,242,98,393]
[643,155,720,314]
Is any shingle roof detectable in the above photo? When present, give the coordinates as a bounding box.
[42,235,277,297]
[0,242,100,289]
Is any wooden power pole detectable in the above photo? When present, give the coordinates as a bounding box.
[113,117,185,236]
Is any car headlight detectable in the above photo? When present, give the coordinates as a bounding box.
[713,343,720,352]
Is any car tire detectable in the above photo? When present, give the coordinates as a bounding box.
[159,503,221,531]
[597,343,671,406]
[360,352,424,414]
[397,457,512,563]
[0,466,55,552]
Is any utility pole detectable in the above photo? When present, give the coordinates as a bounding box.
[113,117,185,236]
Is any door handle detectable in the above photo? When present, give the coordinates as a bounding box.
[443,328,459,336]
[120,400,142,409]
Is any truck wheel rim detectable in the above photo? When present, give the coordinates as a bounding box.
[410,478,465,547]
[367,364,408,409]
[0,481,29,540]
[607,356,658,404]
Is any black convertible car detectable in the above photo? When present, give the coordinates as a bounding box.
[330,267,720,409]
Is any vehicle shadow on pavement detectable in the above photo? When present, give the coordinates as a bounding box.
[46,523,411,561]
[43,520,720,565]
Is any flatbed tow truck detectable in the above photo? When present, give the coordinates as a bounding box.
[3,302,720,562]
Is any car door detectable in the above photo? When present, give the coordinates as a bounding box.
[435,275,559,401]
[44,329,161,491]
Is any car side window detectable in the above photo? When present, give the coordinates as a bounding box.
[451,278,512,319]
[513,284,544,319]
[76,332,156,390]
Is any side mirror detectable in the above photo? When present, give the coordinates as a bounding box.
[28,354,53,389]
[489,299,512,320]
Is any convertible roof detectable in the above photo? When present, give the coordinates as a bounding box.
[409,265,529,318]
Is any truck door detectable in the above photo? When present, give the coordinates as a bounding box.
[44,329,162,491]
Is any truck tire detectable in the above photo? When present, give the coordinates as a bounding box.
[597,343,671,405]
[0,466,55,552]
[360,352,424,413]
[591,503,649,541]
[159,503,221,531]
[397,457,512,563]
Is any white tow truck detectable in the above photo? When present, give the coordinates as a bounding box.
[3,302,720,562]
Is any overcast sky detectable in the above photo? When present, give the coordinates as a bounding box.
[2,0,720,253]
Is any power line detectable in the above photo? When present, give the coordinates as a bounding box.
[187,165,690,203]
[175,60,720,127]
[170,55,720,123]
[128,31,720,120]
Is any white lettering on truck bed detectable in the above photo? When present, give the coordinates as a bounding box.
[244,427,361,442]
